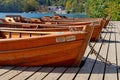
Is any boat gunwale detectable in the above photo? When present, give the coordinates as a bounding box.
[0,31,87,41]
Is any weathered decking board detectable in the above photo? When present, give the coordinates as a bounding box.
[88,29,108,80]
[74,28,107,80]
[115,21,120,80]
[0,21,120,80]
[104,24,117,80]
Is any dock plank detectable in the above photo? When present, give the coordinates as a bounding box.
[74,28,107,80]
[0,67,27,80]
[27,67,54,80]
[104,25,118,80]
[43,67,66,80]
[59,67,79,80]
[116,25,120,80]
[0,66,15,76]
[11,67,41,80]
[89,29,109,80]
[74,42,101,80]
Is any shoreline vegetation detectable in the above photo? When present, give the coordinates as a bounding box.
[0,0,120,20]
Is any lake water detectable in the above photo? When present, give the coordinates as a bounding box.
[0,12,87,18]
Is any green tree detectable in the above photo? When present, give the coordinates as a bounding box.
[0,0,120,20]
[104,1,120,20]
[21,0,39,12]
[0,0,39,12]
[86,0,120,20]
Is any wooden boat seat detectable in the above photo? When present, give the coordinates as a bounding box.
[52,15,63,20]
[27,18,42,23]
[52,14,67,20]
[41,16,52,21]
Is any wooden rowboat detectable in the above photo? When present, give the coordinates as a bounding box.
[42,17,106,41]
[1,23,100,41]
[2,15,105,41]
[4,14,109,28]
[0,25,88,38]
[0,20,102,41]
[0,24,94,67]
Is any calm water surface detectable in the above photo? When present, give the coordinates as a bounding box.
[0,12,87,18]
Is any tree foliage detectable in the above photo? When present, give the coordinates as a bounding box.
[86,0,120,20]
[0,0,39,12]
[0,0,119,20]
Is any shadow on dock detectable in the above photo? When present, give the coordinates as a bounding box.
[102,39,120,43]
[0,57,119,74]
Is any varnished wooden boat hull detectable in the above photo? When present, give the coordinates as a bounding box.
[0,25,93,67]
[0,23,94,67]
[0,40,83,66]
[48,18,105,41]
[1,16,103,41]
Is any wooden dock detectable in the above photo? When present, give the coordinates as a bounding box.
[0,21,120,80]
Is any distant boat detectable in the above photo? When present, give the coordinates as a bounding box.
[0,14,107,41]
